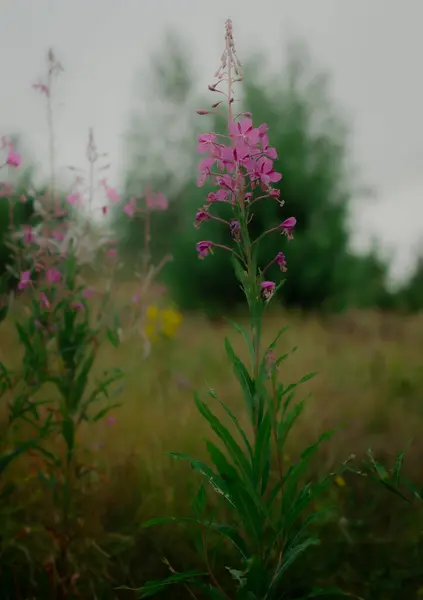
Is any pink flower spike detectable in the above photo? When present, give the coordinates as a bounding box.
[18,271,31,290]
[107,416,116,425]
[46,268,61,285]
[123,197,136,217]
[196,241,214,259]
[107,248,117,257]
[71,301,84,310]
[280,217,296,239]
[6,151,21,168]
[261,281,276,300]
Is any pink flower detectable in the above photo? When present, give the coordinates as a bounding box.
[197,133,217,154]
[207,189,230,203]
[18,271,31,290]
[194,209,209,227]
[196,241,214,259]
[6,151,21,168]
[53,230,66,241]
[197,157,215,187]
[0,183,13,197]
[66,192,81,205]
[261,281,276,300]
[230,219,241,240]
[40,292,50,308]
[106,186,120,203]
[280,217,296,239]
[71,301,84,310]
[146,191,168,211]
[123,197,136,217]
[23,225,33,246]
[261,134,278,159]
[46,268,61,285]
[229,118,260,146]
[32,82,49,96]
[275,252,287,272]
[248,156,282,186]
[107,248,117,258]
[82,286,95,298]
[107,416,116,425]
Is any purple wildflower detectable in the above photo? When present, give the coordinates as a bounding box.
[196,241,214,259]
[280,217,296,239]
[261,281,276,300]
[275,252,287,272]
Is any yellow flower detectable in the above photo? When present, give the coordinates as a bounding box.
[146,305,159,320]
[161,307,182,339]
[335,475,346,488]
[144,305,160,341]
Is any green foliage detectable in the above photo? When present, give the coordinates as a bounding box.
[394,252,423,312]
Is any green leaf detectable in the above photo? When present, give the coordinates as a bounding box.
[218,399,253,462]
[117,570,207,597]
[225,319,254,364]
[92,403,122,422]
[224,337,256,423]
[206,440,240,485]
[210,522,249,559]
[61,416,75,464]
[0,438,39,477]
[194,394,254,483]
[107,327,120,348]
[169,452,231,502]
[142,516,200,528]
[253,411,272,493]
[277,398,305,450]
[70,351,96,411]
[298,372,317,385]
[393,446,408,486]
[193,483,207,515]
[269,537,320,592]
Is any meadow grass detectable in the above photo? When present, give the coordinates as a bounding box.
[1,286,423,598]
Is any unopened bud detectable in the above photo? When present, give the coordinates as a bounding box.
[196,109,213,115]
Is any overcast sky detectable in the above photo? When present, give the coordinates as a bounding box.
[0,0,422,283]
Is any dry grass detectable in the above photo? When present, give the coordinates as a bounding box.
[1,293,423,597]
[3,300,423,505]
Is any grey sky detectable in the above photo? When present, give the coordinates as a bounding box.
[1,0,422,283]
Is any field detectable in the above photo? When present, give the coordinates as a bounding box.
[1,291,423,599]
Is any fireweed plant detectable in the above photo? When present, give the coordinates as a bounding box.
[128,20,348,600]
[0,50,171,597]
